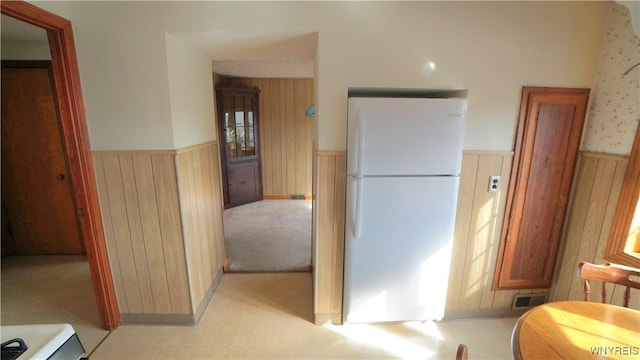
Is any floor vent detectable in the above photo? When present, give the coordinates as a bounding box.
[290,194,305,200]
[512,294,547,310]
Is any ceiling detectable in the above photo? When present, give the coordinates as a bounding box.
[1,14,315,78]
[179,30,317,78]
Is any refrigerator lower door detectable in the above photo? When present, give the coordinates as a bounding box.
[343,176,459,323]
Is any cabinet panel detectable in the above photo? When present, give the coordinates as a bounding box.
[493,87,590,289]
[216,85,262,208]
[227,161,261,207]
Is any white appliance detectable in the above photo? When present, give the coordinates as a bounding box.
[343,96,466,323]
[1,324,86,360]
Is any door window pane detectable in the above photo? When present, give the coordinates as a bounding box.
[222,93,257,158]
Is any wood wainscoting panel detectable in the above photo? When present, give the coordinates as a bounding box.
[216,77,314,199]
[313,150,553,321]
[93,151,191,316]
[550,152,638,309]
[150,154,192,314]
[175,142,225,312]
[94,143,224,320]
[93,155,132,313]
[445,151,549,313]
[314,150,346,323]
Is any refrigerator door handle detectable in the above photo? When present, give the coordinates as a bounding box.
[356,108,364,179]
[354,176,363,239]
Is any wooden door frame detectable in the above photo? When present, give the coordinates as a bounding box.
[1,1,120,330]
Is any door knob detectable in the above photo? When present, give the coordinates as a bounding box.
[56,174,65,180]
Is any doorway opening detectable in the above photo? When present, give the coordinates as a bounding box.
[0,1,119,332]
[214,75,314,273]
[0,18,110,354]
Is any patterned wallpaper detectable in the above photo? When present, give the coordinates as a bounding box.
[582,3,640,155]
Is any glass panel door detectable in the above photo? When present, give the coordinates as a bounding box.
[223,94,256,159]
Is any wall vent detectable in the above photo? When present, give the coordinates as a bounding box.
[290,194,305,200]
[512,294,548,310]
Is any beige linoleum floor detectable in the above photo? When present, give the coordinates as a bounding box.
[2,257,517,359]
[0,255,109,354]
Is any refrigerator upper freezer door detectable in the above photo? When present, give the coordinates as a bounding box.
[347,97,466,177]
[343,176,459,323]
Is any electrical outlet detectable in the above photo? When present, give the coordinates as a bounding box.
[488,176,501,193]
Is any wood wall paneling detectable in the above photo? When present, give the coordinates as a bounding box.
[93,155,130,313]
[306,80,314,197]
[212,147,226,267]
[176,143,225,312]
[132,156,172,314]
[94,143,224,319]
[313,150,556,322]
[314,150,346,323]
[445,151,547,312]
[98,154,145,313]
[217,77,314,199]
[551,152,638,310]
[119,155,156,313]
[95,144,634,324]
[151,154,192,314]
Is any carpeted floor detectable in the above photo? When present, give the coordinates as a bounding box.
[223,200,312,272]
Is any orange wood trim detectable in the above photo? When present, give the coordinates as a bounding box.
[263,195,291,200]
[91,141,219,156]
[1,1,120,330]
[580,151,627,161]
[605,126,640,269]
[174,141,218,155]
[92,149,178,156]
[315,150,346,156]
[263,195,313,200]
[262,195,291,200]
[492,87,532,290]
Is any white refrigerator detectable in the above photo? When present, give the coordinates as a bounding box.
[343,96,467,323]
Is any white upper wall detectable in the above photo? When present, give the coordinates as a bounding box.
[165,33,217,148]
[31,1,610,151]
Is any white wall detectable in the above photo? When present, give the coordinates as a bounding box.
[46,2,176,150]
[32,1,609,152]
[165,33,217,148]
[315,1,608,151]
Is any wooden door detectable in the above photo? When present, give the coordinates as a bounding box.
[493,87,589,289]
[1,62,84,254]
[216,86,263,208]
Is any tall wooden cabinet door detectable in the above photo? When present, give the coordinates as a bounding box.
[493,87,589,289]
[216,86,263,208]
[1,65,84,255]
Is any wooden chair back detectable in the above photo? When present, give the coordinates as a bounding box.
[456,344,468,360]
[577,262,640,307]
